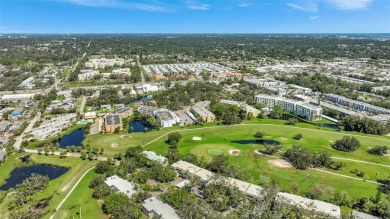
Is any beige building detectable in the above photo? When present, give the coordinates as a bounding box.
[104,114,123,133]
[190,101,215,122]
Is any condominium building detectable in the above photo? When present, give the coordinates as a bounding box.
[104,114,122,133]
[325,94,390,115]
[78,70,99,81]
[31,113,77,140]
[190,101,215,122]
[254,94,322,120]
[220,100,260,117]
[154,109,180,128]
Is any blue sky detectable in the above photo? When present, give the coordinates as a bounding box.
[0,0,389,33]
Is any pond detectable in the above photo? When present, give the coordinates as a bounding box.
[321,123,339,131]
[128,121,154,133]
[133,95,153,103]
[52,127,85,148]
[0,164,68,191]
[231,139,281,145]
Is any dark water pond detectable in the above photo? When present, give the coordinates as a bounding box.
[133,95,153,102]
[0,164,68,191]
[128,121,154,133]
[321,123,339,130]
[231,139,281,145]
[52,128,85,148]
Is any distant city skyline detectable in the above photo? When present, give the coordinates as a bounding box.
[0,0,389,33]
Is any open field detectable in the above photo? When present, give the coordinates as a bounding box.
[0,154,98,219]
[53,170,109,219]
[143,124,390,200]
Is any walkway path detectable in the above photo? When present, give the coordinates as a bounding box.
[313,169,382,185]
[49,166,95,219]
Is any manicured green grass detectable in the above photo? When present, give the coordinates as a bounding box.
[0,153,25,186]
[0,154,98,219]
[143,124,389,200]
[53,170,108,219]
[208,149,224,156]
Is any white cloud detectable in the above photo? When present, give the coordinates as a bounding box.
[239,2,252,7]
[186,1,210,10]
[322,0,372,10]
[58,0,171,11]
[310,15,319,19]
[286,1,318,12]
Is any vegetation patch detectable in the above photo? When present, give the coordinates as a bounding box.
[208,149,224,156]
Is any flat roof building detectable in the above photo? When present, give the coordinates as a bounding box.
[104,175,137,198]
[142,151,167,164]
[155,109,180,128]
[142,197,180,219]
[104,114,122,133]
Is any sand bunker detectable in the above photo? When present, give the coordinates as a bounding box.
[253,150,262,155]
[268,159,292,168]
[229,149,240,156]
[192,137,202,141]
[111,143,119,147]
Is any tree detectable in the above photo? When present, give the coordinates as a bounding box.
[95,161,113,174]
[165,148,181,164]
[103,193,129,214]
[167,132,182,147]
[269,105,283,119]
[88,152,95,160]
[59,151,67,158]
[100,148,104,155]
[255,131,265,138]
[332,136,360,152]
[89,175,105,188]
[37,148,43,155]
[92,184,111,200]
[285,145,313,170]
[287,118,298,125]
[327,161,346,170]
[293,133,303,140]
[80,152,87,160]
[263,143,283,155]
[368,146,388,156]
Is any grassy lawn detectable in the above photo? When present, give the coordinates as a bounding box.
[143,124,389,200]
[0,154,98,219]
[53,170,108,219]
[0,153,25,186]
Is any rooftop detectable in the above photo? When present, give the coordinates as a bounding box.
[105,114,121,126]
[142,197,180,219]
[105,175,137,198]
[142,151,167,164]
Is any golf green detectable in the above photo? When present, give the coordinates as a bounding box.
[208,149,224,156]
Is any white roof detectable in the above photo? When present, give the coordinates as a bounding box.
[142,151,167,164]
[351,211,380,219]
[142,197,180,219]
[175,179,190,188]
[104,175,137,198]
[277,192,341,218]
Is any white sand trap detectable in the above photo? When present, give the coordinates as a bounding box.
[279,137,288,141]
[268,159,292,168]
[253,150,263,155]
[111,143,119,147]
[192,137,202,141]
[329,140,333,143]
[229,149,240,156]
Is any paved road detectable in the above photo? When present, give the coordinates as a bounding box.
[136,55,145,84]
[79,95,86,115]
[13,112,41,150]
[24,149,107,161]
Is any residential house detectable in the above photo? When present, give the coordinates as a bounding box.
[142,197,180,219]
[104,175,137,198]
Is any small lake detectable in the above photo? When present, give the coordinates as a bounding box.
[321,123,339,131]
[133,95,153,102]
[52,128,85,148]
[231,139,281,145]
[128,121,153,133]
[0,164,68,191]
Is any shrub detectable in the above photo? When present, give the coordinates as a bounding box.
[368,146,388,156]
[293,133,303,140]
[332,136,360,152]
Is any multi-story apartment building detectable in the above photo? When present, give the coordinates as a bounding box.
[254,94,322,121]
[325,94,390,115]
